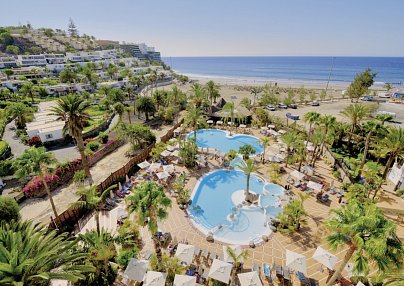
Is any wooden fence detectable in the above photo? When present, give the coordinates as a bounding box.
[48,120,183,230]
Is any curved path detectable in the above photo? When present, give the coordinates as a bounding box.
[2,120,28,158]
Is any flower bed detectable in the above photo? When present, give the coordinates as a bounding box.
[22,140,122,198]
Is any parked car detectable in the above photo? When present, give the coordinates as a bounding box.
[266,105,276,111]
[288,103,297,109]
[311,101,320,106]
[360,96,374,101]
[278,103,288,109]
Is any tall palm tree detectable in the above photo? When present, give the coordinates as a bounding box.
[125,106,133,124]
[126,182,172,271]
[206,80,220,114]
[236,159,260,200]
[324,202,403,286]
[250,87,260,106]
[5,102,33,129]
[13,147,59,219]
[303,111,321,132]
[380,127,404,179]
[113,102,125,122]
[319,115,336,153]
[189,83,207,109]
[71,185,116,235]
[358,120,386,176]
[51,94,92,181]
[136,96,156,121]
[310,129,325,166]
[223,101,237,135]
[19,81,36,103]
[260,137,271,163]
[341,104,371,144]
[184,107,206,140]
[281,131,300,167]
[0,220,94,285]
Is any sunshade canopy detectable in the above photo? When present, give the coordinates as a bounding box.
[174,275,196,286]
[286,250,307,274]
[312,246,338,270]
[208,259,233,283]
[175,243,195,264]
[123,259,149,282]
[223,245,244,263]
[144,271,167,286]
[237,271,262,286]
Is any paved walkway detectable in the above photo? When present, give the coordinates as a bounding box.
[19,123,176,225]
[2,120,28,158]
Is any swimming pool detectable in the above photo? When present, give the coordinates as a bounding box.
[187,129,263,155]
[188,169,284,245]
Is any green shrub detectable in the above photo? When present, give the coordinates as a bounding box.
[116,248,138,268]
[73,170,87,184]
[0,140,9,155]
[0,197,20,223]
[0,160,14,177]
[98,132,108,144]
[86,141,100,152]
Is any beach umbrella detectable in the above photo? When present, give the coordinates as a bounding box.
[126,174,130,182]
[356,282,366,286]
[173,275,196,286]
[171,150,180,157]
[161,150,172,157]
[175,243,195,264]
[239,124,247,128]
[206,120,214,124]
[216,120,223,125]
[307,181,323,191]
[278,129,287,134]
[144,271,167,286]
[123,258,149,282]
[261,126,268,130]
[223,245,244,263]
[237,271,262,286]
[267,124,275,129]
[138,160,151,169]
[163,164,175,173]
[116,205,128,220]
[149,162,162,172]
[290,170,305,180]
[208,259,233,284]
[268,129,280,136]
[166,145,175,151]
[156,171,171,180]
[312,246,338,270]
[285,249,307,274]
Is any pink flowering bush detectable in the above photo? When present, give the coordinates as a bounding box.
[22,174,60,197]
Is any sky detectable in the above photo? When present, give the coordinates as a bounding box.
[1,0,404,57]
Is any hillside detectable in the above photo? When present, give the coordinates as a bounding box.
[0,24,104,56]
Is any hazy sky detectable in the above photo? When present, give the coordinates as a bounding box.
[1,0,403,57]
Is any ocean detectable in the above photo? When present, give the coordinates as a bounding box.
[162,56,404,86]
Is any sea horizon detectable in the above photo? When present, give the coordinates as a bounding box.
[163,56,404,87]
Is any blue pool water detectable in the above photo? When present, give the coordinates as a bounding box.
[188,129,263,155]
[189,169,284,245]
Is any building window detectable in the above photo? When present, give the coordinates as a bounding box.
[45,134,53,139]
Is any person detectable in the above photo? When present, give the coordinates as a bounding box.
[338,195,343,204]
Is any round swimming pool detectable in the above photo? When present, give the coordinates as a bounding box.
[188,169,284,245]
[187,129,263,155]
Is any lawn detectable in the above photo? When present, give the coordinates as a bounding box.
[83,105,109,133]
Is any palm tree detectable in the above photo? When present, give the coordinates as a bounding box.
[236,159,260,200]
[226,246,249,282]
[206,80,220,114]
[380,127,404,179]
[13,147,59,219]
[136,96,156,121]
[250,87,260,106]
[324,202,402,286]
[281,131,300,167]
[358,120,386,177]
[189,83,207,109]
[19,81,36,103]
[150,254,185,286]
[319,115,336,153]
[184,107,206,140]
[303,111,321,132]
[78,229,119,285]
[223,101,236,135]
[125,106,133,123]
[51,94,92,181]
[260,137,271,163]
[376,113,394,126]
[71,185,116,235]
[0,220,94,285]
[113,102,125,122]
[341,103,371,144]
[5,102,33,129]
[309,129,325,166]
[126,182,172,271]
